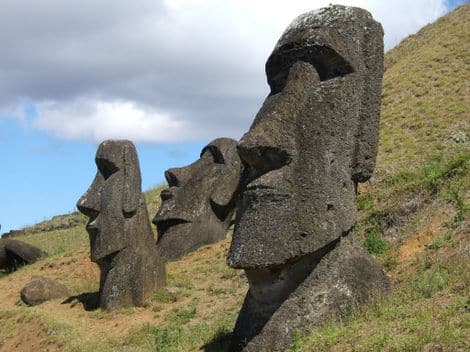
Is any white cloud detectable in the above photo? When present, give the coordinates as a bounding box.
[34,99,198,142]
[0,0,451,143]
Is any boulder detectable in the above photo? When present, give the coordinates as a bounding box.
[0,239,47,272]
[20,277,70,306]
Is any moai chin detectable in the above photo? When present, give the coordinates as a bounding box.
[153,138,242,262]
[227,5,390,351]
[77,140,166,310]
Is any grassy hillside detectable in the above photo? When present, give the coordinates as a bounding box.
[1,4,469,352]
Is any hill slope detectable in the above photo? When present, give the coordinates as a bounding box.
[0,5,469,352]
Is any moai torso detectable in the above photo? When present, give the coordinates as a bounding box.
[77,140,165,310]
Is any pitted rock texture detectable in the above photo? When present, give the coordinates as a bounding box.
[77,140,166,310]
[228,5,384,269]
[230,235,390,352]
[0,239,47,272]
[154,138,242,262]
[20,277,70,306]
[227,5,389,351]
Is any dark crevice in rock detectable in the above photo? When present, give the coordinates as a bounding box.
[267,43,355,95]
[209,199,234,223]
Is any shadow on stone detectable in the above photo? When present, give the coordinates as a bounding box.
[62,292,100,311]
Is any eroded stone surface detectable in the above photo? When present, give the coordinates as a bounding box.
[0,239,47,272]
[230,234,390,351]
[20,277,70,306]
[77,140,165,310]
[153,138,242,262]
[227,5,389,351]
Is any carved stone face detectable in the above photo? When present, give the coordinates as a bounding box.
[77,140,165,309]
[154,138,242,261]
[227,6,384,269]
[77,140,142,262]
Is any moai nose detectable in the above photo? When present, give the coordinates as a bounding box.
[164,168,183,187]
[237,136,290,176]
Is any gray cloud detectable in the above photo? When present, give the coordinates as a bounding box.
[0,0,448,142]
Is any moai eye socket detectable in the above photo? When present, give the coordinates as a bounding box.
[96,158,119,180]
[266,43,354,94]
[200,145,225,164]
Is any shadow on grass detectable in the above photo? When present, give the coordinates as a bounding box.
[62,291,100,311]
[202,331,232,352]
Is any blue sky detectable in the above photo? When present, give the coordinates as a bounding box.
[1,114,205,232]
[0,0,467,234]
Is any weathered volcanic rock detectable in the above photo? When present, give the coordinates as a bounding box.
[154,138,242,262]
[20,277,70,306]
[0,239,47,272]
[227,5,389,351]
[77,140,166,310]
[230,234,390,351]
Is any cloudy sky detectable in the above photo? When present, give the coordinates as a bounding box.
[0,0,466,233]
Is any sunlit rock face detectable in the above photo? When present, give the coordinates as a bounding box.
[154,138,243,262]
[227,5,390,351]
[77,140,165,310]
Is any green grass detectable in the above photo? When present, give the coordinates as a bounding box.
[378,4,469,176]
[292,231,470,351]
[363,229,389,255]
[20,227,88,257]
[125,299,238,352]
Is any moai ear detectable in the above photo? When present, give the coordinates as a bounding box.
[351,20,383,184]
[210,167,241,207]
[207,140,243,208]
[122,143,142,216]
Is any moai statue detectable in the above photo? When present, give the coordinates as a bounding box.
[77,140,166,310]
[227,5,390,351]
[153,138,242,262]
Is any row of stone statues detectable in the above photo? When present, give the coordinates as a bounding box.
[77,5,390,351]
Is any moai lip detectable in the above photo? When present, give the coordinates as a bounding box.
[153,138,243,262]
[77,140,165,310]
[227,5,390,351]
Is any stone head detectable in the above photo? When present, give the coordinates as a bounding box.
[228,5,384,269]
[154,138,242,261]
[77,140,142,262]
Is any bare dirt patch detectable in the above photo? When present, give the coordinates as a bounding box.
[399,205,455,261]
[0,316,60,352]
